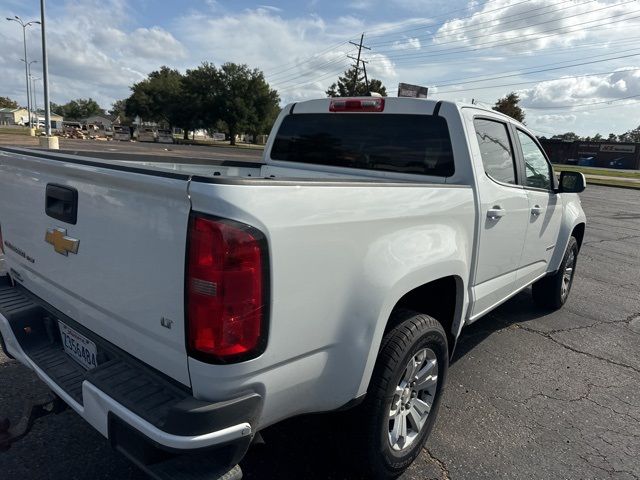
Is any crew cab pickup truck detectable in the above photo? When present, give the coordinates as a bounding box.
[0,97,586,479]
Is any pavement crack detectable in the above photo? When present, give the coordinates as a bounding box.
[536,312,640,336]
[514,324,640,374]
[423,448,451,480]
[583,233,640,246]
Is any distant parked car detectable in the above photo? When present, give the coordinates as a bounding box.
[137,127,156,143]
[156,129,174,144]
[609,157,633,169]
[578,156,595,167]
[112,126,131,141]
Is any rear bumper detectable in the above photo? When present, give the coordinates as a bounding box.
[0,275,260,464]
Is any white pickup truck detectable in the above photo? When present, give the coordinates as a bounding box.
[0,97,586,479]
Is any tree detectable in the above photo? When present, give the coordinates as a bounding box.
[551,132,580,141]
[607,133,618,142]
[109,99,130,124]
[326,66,387,97]
[125,67,187,131]
[0,96,19,109]
[619,125,640,143]
[493,92,525,123]
[51,98,105,119]
[185,62,280,145]
[181,62,218,139]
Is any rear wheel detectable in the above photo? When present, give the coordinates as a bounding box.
[357,311,448,479]
[532,236,579,310]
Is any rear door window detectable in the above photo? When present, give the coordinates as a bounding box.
[271,113,455,176]
[473,118,517,185]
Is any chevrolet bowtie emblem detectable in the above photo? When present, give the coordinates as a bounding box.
[45,228,80,256]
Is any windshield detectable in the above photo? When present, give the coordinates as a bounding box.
[271,113,455,177]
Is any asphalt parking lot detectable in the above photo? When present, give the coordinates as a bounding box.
[0,184,638,480]
[0,134,263,163]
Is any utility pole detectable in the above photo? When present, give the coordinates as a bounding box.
[348,33,370,95]
[362,61,370,93]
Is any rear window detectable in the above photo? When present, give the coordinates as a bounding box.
[270,114,455,176]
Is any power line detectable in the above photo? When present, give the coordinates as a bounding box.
[370,2,640,62]
[274,61,353,93]
[262,0,538,83]
[428,50,640,89]
[369,0,581,48]
[523,93,640,110]
[263,40,350,76]
[435,67,640,94]
[368,8,640,64]
[366,0,534,40]
[267,0,539,79]
[268,53,353,85]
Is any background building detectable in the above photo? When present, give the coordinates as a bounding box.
[540,139,640,169]
[0,108,63,130]
[83,114,120,130]
[0,107,29,126]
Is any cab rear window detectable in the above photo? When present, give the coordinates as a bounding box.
[270,113,455,177]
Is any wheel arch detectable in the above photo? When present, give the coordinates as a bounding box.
[356,271,468,397]
[549,195,587,272]
[385,275,464,354]
[572,222,586,250]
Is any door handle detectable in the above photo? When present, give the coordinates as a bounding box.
[487,206,505,220]
[45,184,78,225]
[531,205,544,216]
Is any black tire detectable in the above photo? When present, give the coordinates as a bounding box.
[532,236,579,310]
[357,310,448,479]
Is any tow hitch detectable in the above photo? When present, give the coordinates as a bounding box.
[0,393,67,451]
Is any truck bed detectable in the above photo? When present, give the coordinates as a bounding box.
[0,147,452,185]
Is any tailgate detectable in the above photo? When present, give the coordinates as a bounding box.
[0,149,192,386]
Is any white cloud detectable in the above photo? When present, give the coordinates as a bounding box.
[534,113,577,125]
[0,0,188,109]
[520,69,640,108]
[1,0,639,136]
[435,0,640,52]
[174,8,400,101]
[391,37,421,50]
[257,5,283,13]
[348,0,373,10]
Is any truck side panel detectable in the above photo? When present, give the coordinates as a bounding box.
[186,180,475,429]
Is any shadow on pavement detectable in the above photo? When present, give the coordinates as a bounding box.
[0,289,549,480]
[240,289,548,480]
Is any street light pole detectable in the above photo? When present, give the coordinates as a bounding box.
[21,59,38,125]
[39,0,52,138]
[31,76,41,126]
[6,16,40,129]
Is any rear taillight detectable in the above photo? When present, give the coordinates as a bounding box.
[330,97,385,112]
[186,214,268,363]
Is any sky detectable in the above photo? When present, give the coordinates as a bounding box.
[1,0,640,137]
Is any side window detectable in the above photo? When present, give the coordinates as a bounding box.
[517,130,552,190]
[473,118,516,185]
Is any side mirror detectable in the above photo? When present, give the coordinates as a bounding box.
[558,171,586,193]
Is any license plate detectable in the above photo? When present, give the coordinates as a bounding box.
[59,321,98,370]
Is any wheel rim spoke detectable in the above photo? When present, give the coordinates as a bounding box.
[388,347,439,451]
[407,405,423,430]
[413,397,431,417]
[561,251,576,299]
